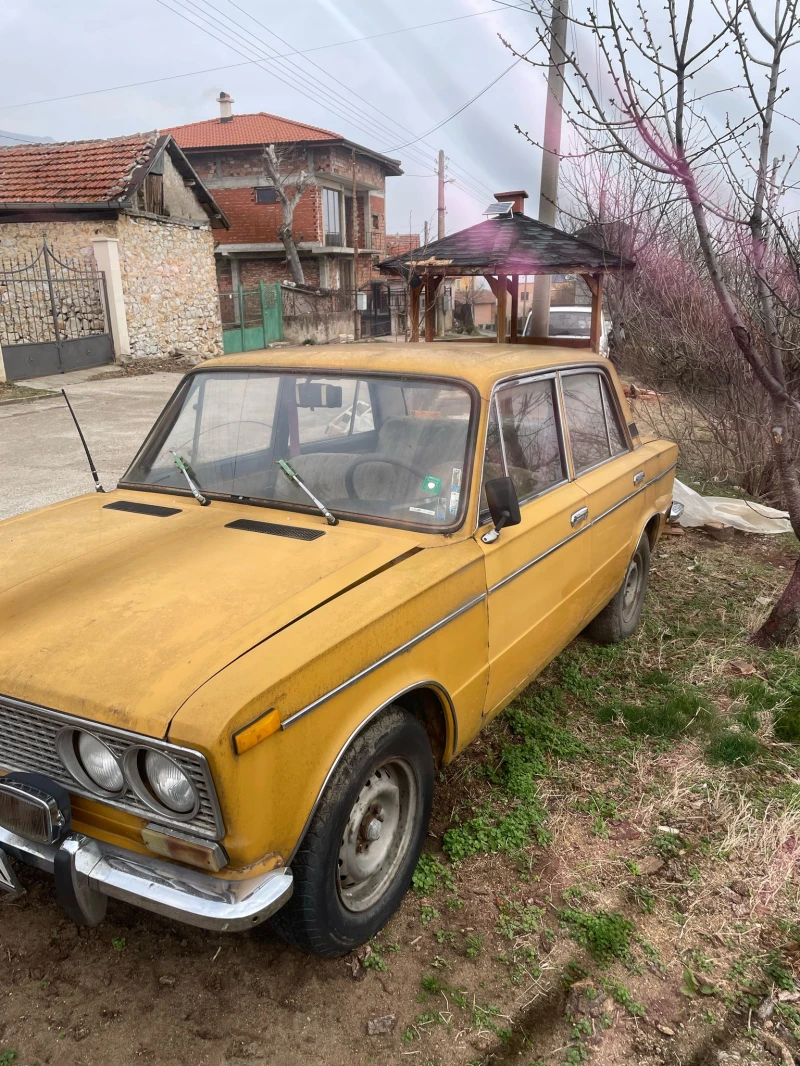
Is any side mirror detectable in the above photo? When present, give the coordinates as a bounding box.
[482,476,521,544]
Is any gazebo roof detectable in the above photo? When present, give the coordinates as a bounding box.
[380,212,634,277]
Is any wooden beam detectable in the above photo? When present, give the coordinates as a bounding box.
[509,275,519,342]
[482,274,500,299]
[589,272,604,353]
[496,273,508,343]
[424,275,436,342]
[581,272,599,298]
[409,283,420,342]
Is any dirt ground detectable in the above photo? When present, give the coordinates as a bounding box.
[2,529,800,1066]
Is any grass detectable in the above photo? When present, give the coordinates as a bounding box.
[556,908,636,966]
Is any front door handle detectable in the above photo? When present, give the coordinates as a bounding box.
[570,506,589,527]
[633,470,645,486]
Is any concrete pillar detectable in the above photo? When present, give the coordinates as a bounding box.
[91,238,130,361]
[0,340,6,383]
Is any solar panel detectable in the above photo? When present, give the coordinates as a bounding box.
[483,201,514,218]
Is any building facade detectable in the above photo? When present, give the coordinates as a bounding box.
[167,95,402,296]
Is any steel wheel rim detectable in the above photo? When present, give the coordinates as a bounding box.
[337,757,418,913]
[621,550,644,622]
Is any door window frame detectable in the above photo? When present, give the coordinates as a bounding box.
[477,364,634,527]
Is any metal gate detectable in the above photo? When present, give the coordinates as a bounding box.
[0,239,114,380]
[219,281,283,354]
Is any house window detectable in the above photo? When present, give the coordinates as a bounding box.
[372,214,380,229]
[323,188,342,246]
[255,187,278,204]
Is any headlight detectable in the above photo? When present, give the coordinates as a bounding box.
[77,733,124,793]
[57,728,125,798]
[143,750,197,814]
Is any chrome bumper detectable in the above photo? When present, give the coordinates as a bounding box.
[0,824,293,933]
[666,500,684,524]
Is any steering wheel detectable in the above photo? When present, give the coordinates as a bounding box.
[344,453,428,500]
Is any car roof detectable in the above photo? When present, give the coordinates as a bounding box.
[199,342,607,397]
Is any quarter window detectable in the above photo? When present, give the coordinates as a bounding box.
[561,371,627,474]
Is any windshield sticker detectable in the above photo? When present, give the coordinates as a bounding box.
[409,505,437,516]
[421,475,442,495]
[451,466,462,492]
[449,490,460,516]
[437,497,447,521]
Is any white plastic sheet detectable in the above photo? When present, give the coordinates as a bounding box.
[673,479,792,535]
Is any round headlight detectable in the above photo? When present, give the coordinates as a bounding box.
[77,732,125,793]
[143,750,197,814]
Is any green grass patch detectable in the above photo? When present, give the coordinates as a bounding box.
[597,690,711,739]
[705,729,762,766]
[774,697,800,744]
[442,797,550,862]
[557,908,636,966]
[412,854,454,894]
[496,900,544,940]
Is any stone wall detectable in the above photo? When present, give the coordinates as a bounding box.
[116,215,223,359]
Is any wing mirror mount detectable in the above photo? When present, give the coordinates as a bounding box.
[481,476,521,544]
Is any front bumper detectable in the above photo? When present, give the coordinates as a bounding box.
[0,824,293,932]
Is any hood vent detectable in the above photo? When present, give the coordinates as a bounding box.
[225,519,324,541]
[104,501,182,517]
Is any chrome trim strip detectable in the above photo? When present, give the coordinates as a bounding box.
[287,680,457,864]
[0,692,225,841]
[487,462,678,594]
[0,826,293,932]
[280,596,485,730]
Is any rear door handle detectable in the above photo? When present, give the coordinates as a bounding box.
[633,470,645,486]
[570,506,589,527]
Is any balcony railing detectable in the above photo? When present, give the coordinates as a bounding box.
[324,231,343,247]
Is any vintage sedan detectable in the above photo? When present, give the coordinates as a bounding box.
[0,344,679,956]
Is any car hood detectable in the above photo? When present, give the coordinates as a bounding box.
[0,491,422,738]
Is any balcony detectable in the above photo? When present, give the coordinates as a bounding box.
[324,231,344,247]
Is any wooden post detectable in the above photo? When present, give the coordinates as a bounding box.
[496,274,508,343]
[424,275,436,342]
[588,273,604,353]
[352,149,361,340]
[410,282,421,342]
[509,275,519,342]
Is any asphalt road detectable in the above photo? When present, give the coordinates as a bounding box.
[0,372,181,521]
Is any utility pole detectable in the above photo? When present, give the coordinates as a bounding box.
[437,150,446,240]
[352,149,361,340]
[423,220,429,247]
[530,0,568,339]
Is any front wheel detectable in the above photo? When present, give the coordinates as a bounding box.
[586,532,651,644]
[270,707,434,957]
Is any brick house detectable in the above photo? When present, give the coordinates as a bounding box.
[0,133,229,366]
[166,94,403,296]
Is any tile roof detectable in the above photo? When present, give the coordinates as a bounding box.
[166,112,341,149]
[0,134,157,204]
[381,214,635,276]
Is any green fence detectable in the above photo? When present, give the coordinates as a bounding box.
[220,281,283,354]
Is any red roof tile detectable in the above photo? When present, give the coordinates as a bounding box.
[166,112,340,150]
[0,134,157,204]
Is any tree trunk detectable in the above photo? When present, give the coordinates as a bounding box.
[751,556,800,647]
[278,221,305,286]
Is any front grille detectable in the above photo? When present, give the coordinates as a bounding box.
[0,694,223,840]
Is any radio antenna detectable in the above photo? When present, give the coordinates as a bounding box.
[61,389,104,493]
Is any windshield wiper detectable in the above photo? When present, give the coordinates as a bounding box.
[277,459,338,526]
[172,451,210,507]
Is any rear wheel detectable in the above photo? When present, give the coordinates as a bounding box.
[586,533,650,644]
[271,707,434,957]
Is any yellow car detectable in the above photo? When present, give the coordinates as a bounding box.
[0,344,679,955]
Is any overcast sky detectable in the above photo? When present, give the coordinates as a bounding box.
[0,0,554,235]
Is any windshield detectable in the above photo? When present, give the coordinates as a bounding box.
[122,370,474,530]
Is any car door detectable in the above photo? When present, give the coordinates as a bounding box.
[559,368,651,620]
[477,374,593,718]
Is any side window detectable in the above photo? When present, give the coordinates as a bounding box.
[561,372,613,473]
[479,399,504,513]
[600,376,628,456]
[480,378,566,510]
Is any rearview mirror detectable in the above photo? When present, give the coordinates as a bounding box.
[482,477,521,544]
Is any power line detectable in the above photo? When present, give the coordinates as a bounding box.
[154,0,493,205]
[223,0,499,202]
[0,8,510,114]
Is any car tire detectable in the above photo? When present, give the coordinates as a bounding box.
[586,532,651,644]
[270,706,434,957]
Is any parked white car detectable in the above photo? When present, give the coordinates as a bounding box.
[523,305,610,356]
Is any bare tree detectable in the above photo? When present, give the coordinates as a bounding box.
[504,0,800,645]
[262,144,315,287]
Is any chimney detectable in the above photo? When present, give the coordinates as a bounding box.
[217,92,234,122]
[494,190,528,215]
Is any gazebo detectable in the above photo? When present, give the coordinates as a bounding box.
[380,191,634,351]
